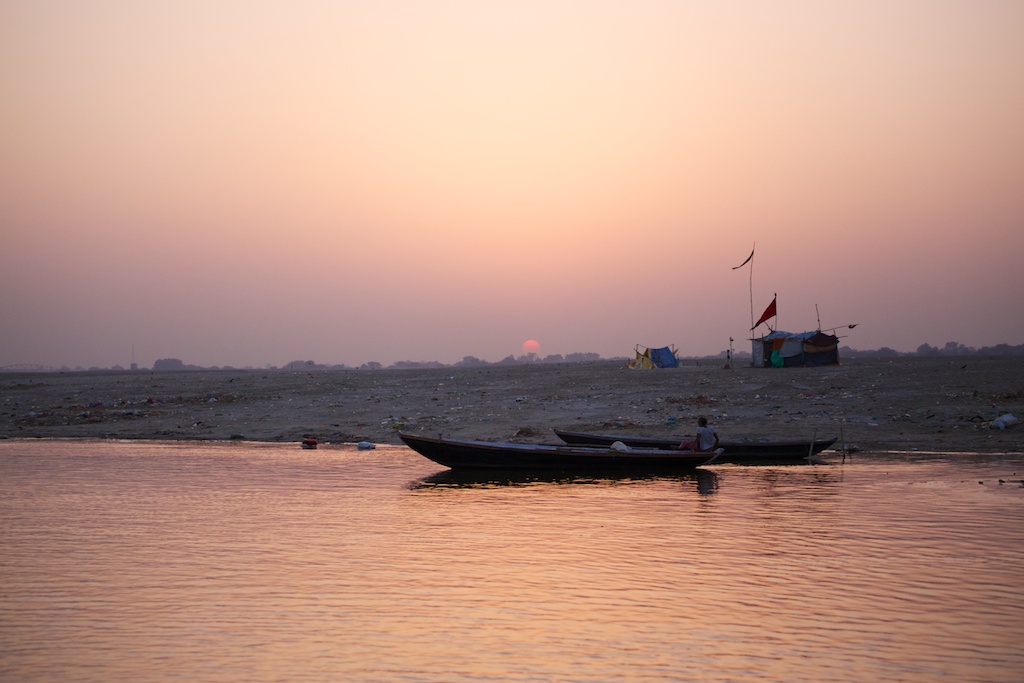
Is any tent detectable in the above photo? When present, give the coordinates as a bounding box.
[752,331,839,368]
[628,344,680,369]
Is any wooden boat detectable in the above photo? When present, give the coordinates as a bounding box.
[399,433,714,472]
[554,429,837,464]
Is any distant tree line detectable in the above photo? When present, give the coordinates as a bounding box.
[7,343,1022,375]
[144,344,1024,371]
[840,342,1024,358]
[146,352,606,372]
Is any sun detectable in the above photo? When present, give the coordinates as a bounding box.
[521,339,541,356]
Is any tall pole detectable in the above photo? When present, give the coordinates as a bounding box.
[748,250,755,332]
[732,243,756,366]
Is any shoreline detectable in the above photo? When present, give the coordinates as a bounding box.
[2,356,1022,454]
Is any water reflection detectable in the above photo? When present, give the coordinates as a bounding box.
[409,466,719,494]
[716,465,846,498]
[3,440,1022,683]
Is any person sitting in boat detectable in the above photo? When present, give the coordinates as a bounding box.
[676,416,719,452]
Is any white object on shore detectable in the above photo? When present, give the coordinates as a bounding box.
[357,441,376,450]
[990,414,1018,430]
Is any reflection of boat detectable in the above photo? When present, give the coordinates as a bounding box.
[410,467,719,494]
[554,430,837,464]
[399,433,712,472]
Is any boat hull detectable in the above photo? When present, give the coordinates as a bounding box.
[400,433,712,472]
[554,430,837,464]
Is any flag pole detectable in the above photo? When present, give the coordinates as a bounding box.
[748,249,755,332]
[731,242,754,331]
[732,243,756,366]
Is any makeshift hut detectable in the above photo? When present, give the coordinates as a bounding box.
[628,344,680,369]
[752,330,839,368]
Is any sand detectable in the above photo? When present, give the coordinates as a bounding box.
[2,356,1022,454]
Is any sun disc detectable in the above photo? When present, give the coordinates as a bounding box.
[521,339,541,355]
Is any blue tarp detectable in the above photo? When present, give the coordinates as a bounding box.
[648,346,680,368]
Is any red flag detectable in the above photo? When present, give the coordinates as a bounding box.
[752,296,776,329]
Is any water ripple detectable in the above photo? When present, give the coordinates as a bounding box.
[2,441,1022,682]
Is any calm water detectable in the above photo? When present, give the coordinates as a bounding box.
[1,440,1022,683]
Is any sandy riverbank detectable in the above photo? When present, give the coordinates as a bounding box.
[2,356,1022,453]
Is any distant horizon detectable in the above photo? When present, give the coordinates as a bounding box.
[3,338,1022,374]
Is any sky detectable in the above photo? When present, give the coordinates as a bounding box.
[2,1,1023,369]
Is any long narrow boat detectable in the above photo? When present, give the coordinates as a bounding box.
[554,430,837,464]
[400,433,714,472]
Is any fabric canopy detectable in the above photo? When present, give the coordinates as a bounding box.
[751,331,839,368]
[628,345,680,369]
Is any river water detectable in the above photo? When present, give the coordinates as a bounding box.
[1,439,1022,682]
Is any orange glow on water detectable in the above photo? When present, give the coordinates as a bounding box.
[2,440,1022,681]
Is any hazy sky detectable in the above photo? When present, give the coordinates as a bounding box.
[3,1,1023,369]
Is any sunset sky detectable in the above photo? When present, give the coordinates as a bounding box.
[3,1,1022,369]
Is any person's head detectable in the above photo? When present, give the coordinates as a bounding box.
[697,416,707,427]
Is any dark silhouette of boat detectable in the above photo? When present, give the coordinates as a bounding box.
[554,430,837,464]
[399,432,714,472]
